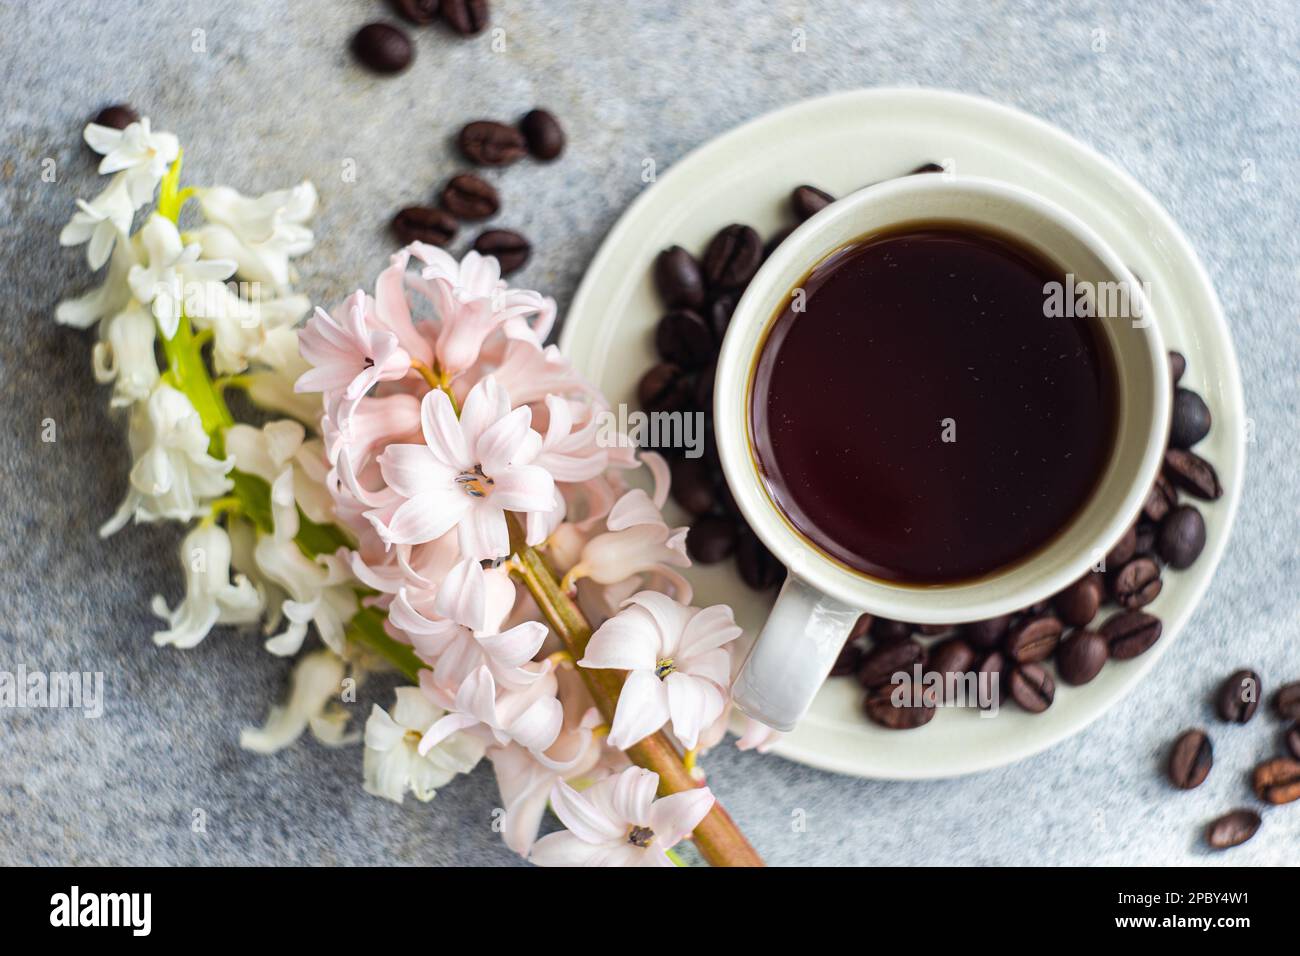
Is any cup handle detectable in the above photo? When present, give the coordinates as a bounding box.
[731,574,861,732]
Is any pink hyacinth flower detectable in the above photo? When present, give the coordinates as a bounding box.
[295,290,411,401]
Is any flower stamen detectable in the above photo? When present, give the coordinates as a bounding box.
[654,658,676,680]
[454,464,494,498]
[627,825,655,848]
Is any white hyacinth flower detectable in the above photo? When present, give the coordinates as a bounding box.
[187,283,311,374]
[193,181,317,291]
[83,117,180,207]
[99,383,234,537]
[225,419,335,526]
[151,524,262,649]
[363,687,486,803]
[127,214,236,338]
[239,649,357,754]
[55,237,137,330]
[241,326,324,424]
[58,173,135,269]
[92,304,159,407]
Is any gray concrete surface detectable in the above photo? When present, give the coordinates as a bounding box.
[2,0,1297,866]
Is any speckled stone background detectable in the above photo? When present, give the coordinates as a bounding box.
[2,0,1297,866]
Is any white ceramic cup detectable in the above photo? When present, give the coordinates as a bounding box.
[717,175,1170,732]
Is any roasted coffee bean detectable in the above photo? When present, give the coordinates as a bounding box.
[763,225,796,260]
[1141,474,1177,524]
[1056,630,1109,685]
[1158,505,1205,569]
[918,624,954,636]
[1252,757,1300,805]
[702,224,762,290]
[1020,600,1051,617]
[458,120,527,166]
[1005,615,1063,663]
[1134,523,1159,558]
[391,206,458,246]
[637,363,692,414]
[791,184,835,221]
[1168,729,1213,790]
[1105,525,1138,570]
[351,23,414,74]
[863,682,936,729]
[735,528,783,591]
[441,0,489,34]
[1170,387,1212,449]
[1205,809,1260,850]
[654,309,714,370]
[1168,350,1187,385]
[1215,669,1262,724]
[472,228,530,274]
[653,246,706,309]
[1054,573,1103,627]
[977,651,1008,709]
[848,613,874,642]
[857,639,924,689]
[91,103,139,130]
[668,455,715,516]
[390,0,441,24]
[1287,724,1300,760]
[693,359,716,410]
[963,615,1012,650]
[519,108,565,160]
[910,162,945,174]
[1163,448,1223,500]
[871,618,915,644]
[439,173,499,220]
[685,514,736,564]
[1008,663,1055,713]
[707,294,736,341]
[831,638,864,677]
[1101,610,1162,659]
[1275,681,1300,720]
[928,638,976,701]
[1111,557,1162,609]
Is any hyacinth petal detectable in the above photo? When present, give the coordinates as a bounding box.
[376,489,470,546]
[648,786,715,848]
[475,405,532,474]
[664,672,724,750]
[457,503,509,563]
[676,603,743,660]
[605,489,664,531]
[622,591,696,656]
[547,779,626,845]
[578,606,661,671]
[506,692,564,753]
[605,669,671,750]
[529,831,610,867]
[376,444,453,498]
[416,711,479,756]
[431,557,487,631]
[610,766,659,829]
[477,620,548,669]
[685,647,732,691]
[419,388,471,472]
[488,465,556,513]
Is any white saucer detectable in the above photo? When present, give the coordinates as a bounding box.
[559,89,1245,780]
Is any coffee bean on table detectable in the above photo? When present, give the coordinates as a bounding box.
[439,173,499,220]
[791,184,835,221]
[1275,682,1300,720]
[1008,663,1055,713]
[91,103,139,130]
[1168,729,1213,790]
[637,363,692,414]
[472,229,530,274]
[390,0,441,24]
[1005,615,1063,663]
[669,455,715,515]
[1105,525,1138,570]
[441,0,489,34]
[871,618,916,644]
[963,615,1012,650]
[1163,448,1223,500]
[352,23,414,74]
[735,528,783,591]
[1141,474,1177,524]
[1056,630,1109,685]
[864,682,936,729]
[1287,724,1300,760]
[392,206,457,246]
[1252,757,1300,805]
[857,639,924,689]
[1168,350,1187,385]
[1205,809,1260,850]
[763,225,797,260]
[1111,557,1163,609]
[1101,610,1162,660]
[654,309,714,370]
[1215,669,1262,723]
[1054,573,1103,627]
[686,514,736,564]
[1158,505,1205,569]
[653,246,706,309]
[702,224,763,290]
[458,120,527,166]
[519,108,565,160]
[1170,387,1212,449]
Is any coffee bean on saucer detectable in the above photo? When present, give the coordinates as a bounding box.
[653,246,706,310]
[977,651,1008,708]
[1056,630,1109,685]
[791,184,835,221]
[1163,448,1223,500]
[352,23,414,74]
[1105,525,1138,570]
[1101,610,1162,660]
[637,363,692,414]
[1275,682,1300,720]
[390,0,441,25]
[392,206,458,246]
[686,514,736,564]
[848,613,874,642]
[735,528,783,591]
[1158,505,1205,569]
[1133,523,1159,559]
[864,682,936,729]
[1170,388,1212,449]
[1054,573,1104,627]
[439,173,499,220]
[519,108,565,160]
[1215,669,1262,724]
[763,225,797,260]
[1111,557,1162,609]
[1168,729,1213,790]
[1141,474,1177,524]
[702,224,762,290]
[693,359,716,411]
[857,639,923,690]
[910,162,945,174]
[963,615,1012,650]
[1252,757,1300,805]
[1168,350,1187,385]
[654,309,714,370]
[1205,809,1260,850]
[1286,724,1300,760]
[707,294,736,341]
[917,624,953,636]
[669,455,715,516]
[473,229,530,274]
[441,0,489,34]
[1005,615,1063,663]
[458,120,527,166]
[90,103,139,130]
[928,638,976,701]
[871,618,916,644]
[831,639,864,678]
[1008,663,1055,713]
